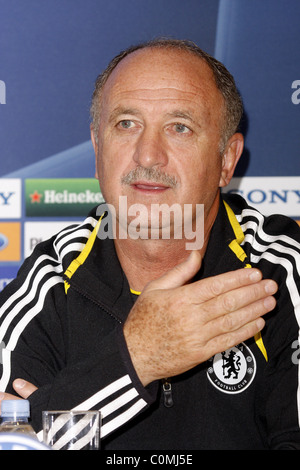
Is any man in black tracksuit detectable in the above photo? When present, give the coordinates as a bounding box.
[1,39,300,449]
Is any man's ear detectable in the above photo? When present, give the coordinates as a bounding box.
[219,133,244,188]
[90,124,99,179]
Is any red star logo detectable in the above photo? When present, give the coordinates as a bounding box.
[30,190,43,203]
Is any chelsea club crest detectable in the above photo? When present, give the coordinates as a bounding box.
[207,343,256,394]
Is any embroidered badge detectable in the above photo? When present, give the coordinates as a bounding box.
[207,343,256,394]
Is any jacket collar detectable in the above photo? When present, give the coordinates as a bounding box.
[197,195,249,281]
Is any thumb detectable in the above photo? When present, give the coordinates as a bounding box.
[13,379,38,399]
[147,250,202,291]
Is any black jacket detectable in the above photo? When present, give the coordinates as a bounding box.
[0,194,300,449]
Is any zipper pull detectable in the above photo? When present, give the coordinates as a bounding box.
[162,379,174,408]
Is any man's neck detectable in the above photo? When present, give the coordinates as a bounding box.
[113,194,220,292]
[114,238,196,293]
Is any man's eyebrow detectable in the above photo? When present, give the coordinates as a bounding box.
[108,107,141,123]
[108,107,204,127]
[165,110,201,126]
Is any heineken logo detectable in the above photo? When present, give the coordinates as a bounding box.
[30,190,43,203]
[30,189,101,204]
[26,179,104,216]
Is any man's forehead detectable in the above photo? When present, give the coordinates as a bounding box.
[101,48,222,113]
[108,48,215,87]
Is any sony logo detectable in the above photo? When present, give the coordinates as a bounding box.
[223,177,300,217]
[227,188,300,205]
[0,80,6,105]
[0,192,15,205]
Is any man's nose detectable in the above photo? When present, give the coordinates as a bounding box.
[133,128,168,168]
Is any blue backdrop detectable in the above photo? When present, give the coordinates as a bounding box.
[1,0,299,287]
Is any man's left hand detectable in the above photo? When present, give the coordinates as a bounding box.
[0,379,38,410]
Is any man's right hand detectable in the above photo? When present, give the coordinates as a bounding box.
[123,251,277,386]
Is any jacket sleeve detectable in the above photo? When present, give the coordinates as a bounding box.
[0,236,157,445]
[256,273,300,449]
[258,258,300,449]
[243,212,300,449]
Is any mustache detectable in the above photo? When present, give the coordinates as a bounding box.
[121,167,177,188]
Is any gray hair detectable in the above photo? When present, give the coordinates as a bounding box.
[90,38,243,151]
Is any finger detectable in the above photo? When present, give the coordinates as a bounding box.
[191,267,269,303]
[145,250,202,291]
[202,278,278,321]
[207,292,276,337]
[205,316,266,360]
[0,392,21,413]
[0,391,20,402]
[13,379,38,399]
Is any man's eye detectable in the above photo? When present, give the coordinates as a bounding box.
[174,123,191,134]
[119,120,134,129]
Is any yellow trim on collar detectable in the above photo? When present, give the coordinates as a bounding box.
[64,217,103,294]
[254,331,268,362]
[223,200,268,362]
[130,288,141,296]
[223,200,249,264]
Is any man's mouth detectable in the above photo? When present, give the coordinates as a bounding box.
[131,181,169,192]
[121,168,177,192]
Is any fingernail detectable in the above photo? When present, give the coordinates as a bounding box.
[14,379,26,389]
[249,270,261,282]
[256,318,265,331]
[264,296,276,310]
[265,280,277,294]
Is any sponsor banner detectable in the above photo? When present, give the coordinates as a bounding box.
[25,179,104,217]
[223,177,300,218]
[0,179,22,219]
[24,221,74,259]
[0,222,21,262]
